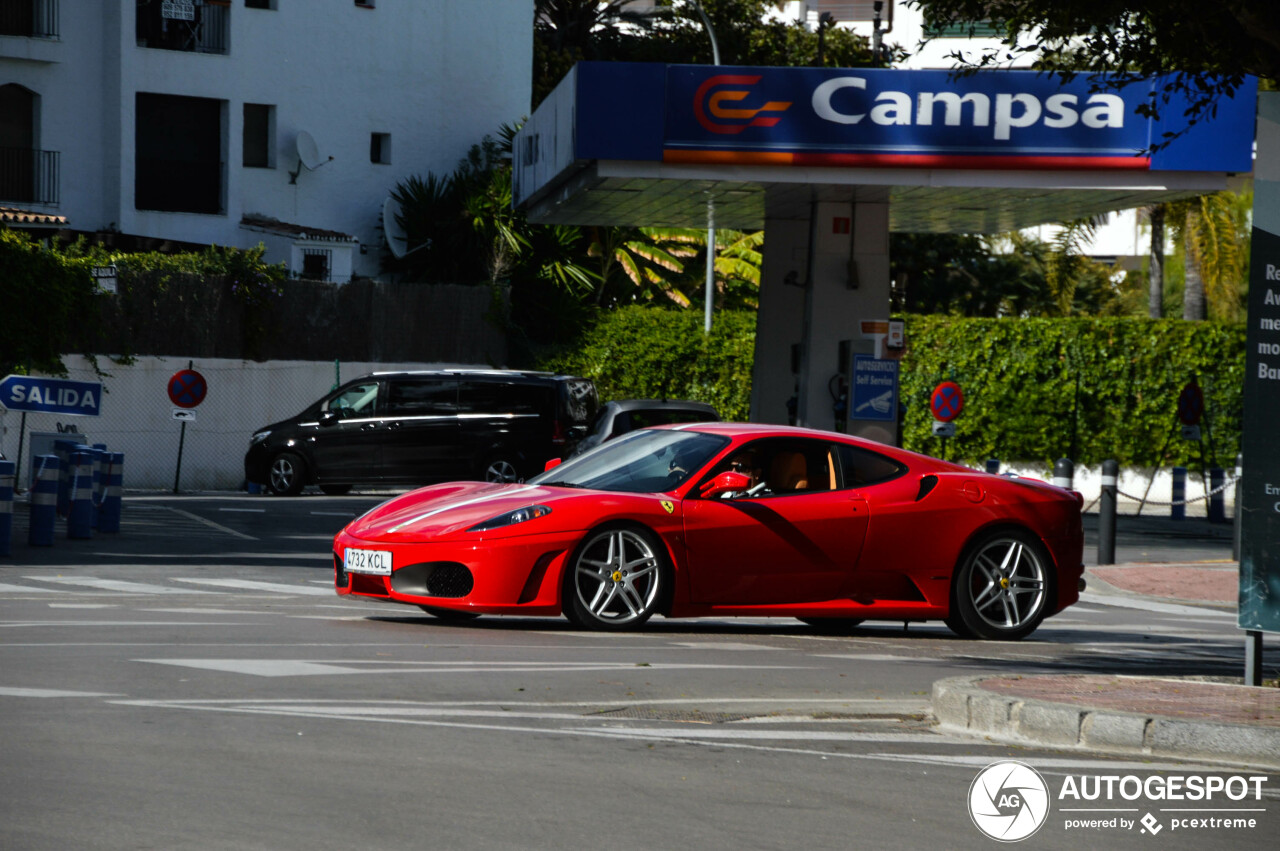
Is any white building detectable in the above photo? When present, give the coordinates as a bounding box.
[0,0,533,281]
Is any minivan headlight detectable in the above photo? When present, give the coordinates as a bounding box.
[250,430,271,445]
[467,505,552,532]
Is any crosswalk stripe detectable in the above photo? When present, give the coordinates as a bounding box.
[170,578,333,596]
[25,577,220,595]
[0,583,61,594]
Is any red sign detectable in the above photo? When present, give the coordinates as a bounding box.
[1177,381,1204,426]
[931,381,964,423]
[168,369,207,409]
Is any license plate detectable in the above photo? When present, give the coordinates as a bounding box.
[344,548,391,575]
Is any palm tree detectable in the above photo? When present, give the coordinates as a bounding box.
[1169,192,1248,321]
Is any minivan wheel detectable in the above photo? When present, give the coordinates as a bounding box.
[268,452,306,496]
[482,455,520,483]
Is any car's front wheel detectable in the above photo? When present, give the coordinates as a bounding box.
[268,452,306,496]
[949,529,1051,641]
[564,525,667,630]
[481,454,520,483]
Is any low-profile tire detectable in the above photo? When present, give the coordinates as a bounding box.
[481,455,521,483]
[268,452,306,496]
[418,605,481,622]
[798,617,864,633]
[319,484,352,496]
[949,529,1052,641]
[564,525,667,631]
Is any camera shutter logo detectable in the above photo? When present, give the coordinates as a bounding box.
[968,761,1050,842]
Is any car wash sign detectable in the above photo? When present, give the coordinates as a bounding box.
[0,375,103,417]
[659,67,1257,172]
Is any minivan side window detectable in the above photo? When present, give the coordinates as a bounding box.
[386,379,457,416]
[326,382,380,419]
[458,381,548,416]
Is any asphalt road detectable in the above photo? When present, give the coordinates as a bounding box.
[1,494,1273,850]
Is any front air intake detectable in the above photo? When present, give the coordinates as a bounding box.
[390,562,475,598]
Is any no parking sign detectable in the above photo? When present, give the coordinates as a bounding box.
[168,369,207,409]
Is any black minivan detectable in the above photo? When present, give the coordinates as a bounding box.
[244,370,598,495]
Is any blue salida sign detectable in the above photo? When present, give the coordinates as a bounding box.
[0,375,103,417]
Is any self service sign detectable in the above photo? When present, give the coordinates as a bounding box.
[0,375,103,417]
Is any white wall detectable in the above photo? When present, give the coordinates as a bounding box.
[0,355,482,492]
[2,1,533,278]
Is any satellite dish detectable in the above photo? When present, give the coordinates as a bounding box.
[296,131,323,170]
[289,130,333,183]
[381,195,431,259]
[382,196,409,259]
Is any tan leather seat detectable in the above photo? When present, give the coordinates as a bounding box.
[769,451,808,491]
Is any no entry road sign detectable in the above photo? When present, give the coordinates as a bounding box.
[931,381,964,423]
[168,369,207,409]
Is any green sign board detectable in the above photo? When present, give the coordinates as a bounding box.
[1239,93,1280,634]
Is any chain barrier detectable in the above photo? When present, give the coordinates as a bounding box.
[1116,473,1238,507]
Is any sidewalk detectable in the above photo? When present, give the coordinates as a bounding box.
[932,514,1280,769]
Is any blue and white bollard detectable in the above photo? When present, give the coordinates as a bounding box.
[0,460,14,557]
[67,451,94,540]
[1208,467,1226,523]
[92,444,108,529]
[52,439,84,518]
[98,452,124,534]
[28,455,59,547]
[1171,465,1187,521]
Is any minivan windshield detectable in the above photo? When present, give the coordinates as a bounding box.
[529,429,728,493]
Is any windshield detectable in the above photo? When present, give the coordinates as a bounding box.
[529,429,729,493]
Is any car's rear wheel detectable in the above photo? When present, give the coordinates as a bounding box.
[564,525,666,630]
[418,605,481,622]
[950,529,1051,641]
[319,484,352,496]
[268,452,306,496]
[798,617,864,633]
[482,454,520,483]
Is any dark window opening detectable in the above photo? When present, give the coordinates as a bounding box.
[300,248,332,281]
[0,83,59,204]
[1,0,59,38]
[244,0,273,9]
[136,0,229,54]
[370,132,390,164]
[135,92,223,214]
[243,103,273,168]
[386,380,458,416]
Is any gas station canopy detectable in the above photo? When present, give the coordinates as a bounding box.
[514,63,1257,233]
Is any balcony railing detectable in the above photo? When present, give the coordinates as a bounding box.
[0,147,59,205]
[0,0,59,39]
[136,1,229,55]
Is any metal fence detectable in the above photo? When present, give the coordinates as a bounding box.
[0,147,59,205]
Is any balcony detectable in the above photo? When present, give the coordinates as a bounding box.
[0,0,59,39]
[136,1,229,55]
[0,147,59,205]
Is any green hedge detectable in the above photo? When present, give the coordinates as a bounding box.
[542,308,1245,469]
[539,307,757,421]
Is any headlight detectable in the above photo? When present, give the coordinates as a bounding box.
[250,430,271,445]
[467,505,552,532]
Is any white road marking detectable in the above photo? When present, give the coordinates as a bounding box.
[160,506,257,541]
[218,508,265,513]
[134,658,812,677]
[1079,592,1233,618]
[0,687,124,698]
[310,511,355,517]
[25,577,219,595]
[0,621,256,628]
[48,604,116,609]
[815,654,944,663]
[670,642,781,651]
[0,583,61,594]
[170,578,333,595]
[573,726,940,742]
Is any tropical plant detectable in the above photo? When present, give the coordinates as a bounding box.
[1168,192,1250,321]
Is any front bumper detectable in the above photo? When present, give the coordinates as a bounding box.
[333,528,584,616]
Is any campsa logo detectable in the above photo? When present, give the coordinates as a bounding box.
[969,761,1051,842]
[694,74,792,134]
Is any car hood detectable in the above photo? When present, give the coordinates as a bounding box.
[341,481,634,543]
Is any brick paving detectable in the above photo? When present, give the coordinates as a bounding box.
[981,674,1280,728]
[1090,562,1238,605]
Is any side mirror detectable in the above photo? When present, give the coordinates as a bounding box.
[543,457,563,472]
[699,471,751,499]
[318,411,339,427]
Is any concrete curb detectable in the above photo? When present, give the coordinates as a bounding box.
[932,675,1280,771]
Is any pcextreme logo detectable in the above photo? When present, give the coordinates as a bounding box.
[693,74,792,134]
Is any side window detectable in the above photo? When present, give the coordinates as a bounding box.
[325,382,380,419]
[834,443,907,488]
[702,438,836,497]
[386,379,457,416]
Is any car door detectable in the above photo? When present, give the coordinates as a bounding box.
[378,377,460,484]
[682,438,869,605]
[309,380,384,483]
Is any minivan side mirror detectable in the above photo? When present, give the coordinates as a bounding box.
[699,471,751,499]
[318,411,339,427]
[543,457,563,472]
